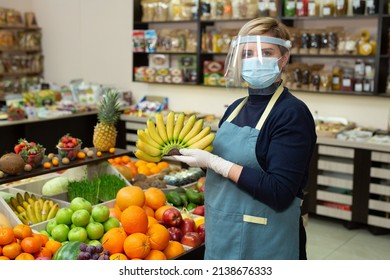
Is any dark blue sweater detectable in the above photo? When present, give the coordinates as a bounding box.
[219,85,317,211]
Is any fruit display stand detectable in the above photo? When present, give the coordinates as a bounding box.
[0,148,206,259]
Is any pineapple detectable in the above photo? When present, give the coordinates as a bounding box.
[93,89,121,152]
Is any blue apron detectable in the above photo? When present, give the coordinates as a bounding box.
[204,85,301,260]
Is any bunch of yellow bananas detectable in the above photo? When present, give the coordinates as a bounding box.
[8,192,60,225]
[135,111,215,162]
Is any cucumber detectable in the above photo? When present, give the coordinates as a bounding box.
[166,191,183,207]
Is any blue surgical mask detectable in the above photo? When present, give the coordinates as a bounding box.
[241,57,281,89]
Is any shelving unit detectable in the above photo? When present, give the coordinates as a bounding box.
[132,0,390,97]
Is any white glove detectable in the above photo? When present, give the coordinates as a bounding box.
[173,148,234,178]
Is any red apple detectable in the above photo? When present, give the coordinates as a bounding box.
[197,223,205,242]
[196,177,206,191]
[179,218,195,235]
[181,231,202,248]
[167,227,183,241]
[193,205,205,216]
[162,207,183,227]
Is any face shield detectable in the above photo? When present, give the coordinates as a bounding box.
[224,35,292,88]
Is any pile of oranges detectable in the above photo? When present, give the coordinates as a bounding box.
[0,224,62,260]
[104,185,186,260]
[108,155,170,178]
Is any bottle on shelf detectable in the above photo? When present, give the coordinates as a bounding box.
[332,61,342,91]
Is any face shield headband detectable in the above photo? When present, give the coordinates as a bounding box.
[224,35,292,88]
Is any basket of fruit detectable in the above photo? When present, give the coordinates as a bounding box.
[57,134,82,160]
[14,139,46,168]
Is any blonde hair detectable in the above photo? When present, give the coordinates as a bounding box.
[228,17,291,87]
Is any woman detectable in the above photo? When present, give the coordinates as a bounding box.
[173,17,317,259]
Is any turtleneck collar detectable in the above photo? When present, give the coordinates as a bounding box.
[248,80,283,96]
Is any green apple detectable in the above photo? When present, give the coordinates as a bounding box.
[55,207,74,225]
[103,217,120,232]
[91,205,110,223]
[51,224,70,242]
[88,239,101,246]
[70,197,93,213]
[39,230,50,237]
[86,221,105,240]
[68,226,88,242]
[71,209,91,227]
[46,219,57,235]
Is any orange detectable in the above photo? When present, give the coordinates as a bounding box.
[114,157,122,164]
[121,155,131,164]
[0,256,10,260]
[14,252,34,260]
[157,161,170,170]
[147,216,159,227]
[109,147,116,153]
[34,247,52,259]
[0,227,15,245]
[144,187,166,210]
[20,236,42,254]
[109,253,128,260]
[77,152,86,159]
[2,242,21,259]
[45,240,62,256]
[123,232,150,259]
[154,205,174,222]
[163,241,185,260]
[146,162,157,169]
[146,223,170,251]
[149,166,161,174]
[143,205,155,217]
[13,224,33,240]
[0,245,2,255]
[144,249,167,260]
[116,185,145,211]
[33,233,49,246]
[101,227,127,254]
[135,160,147,167]
[110,205,122,220]
[128,161,138,177]
[138,165,151,176]
[120,205,148,235]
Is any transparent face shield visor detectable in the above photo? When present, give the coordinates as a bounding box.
[224,35,292,88]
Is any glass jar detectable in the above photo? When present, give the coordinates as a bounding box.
[269,0,278,16]
[296,0,308,16]
[335,0,348,16]
[332,63,342,91]
[352,0,366,15]
[258,0,270,16]
[366,0,376,14]
[284,0,296,16]
[308,0,320,16]
[341,67,354,91]
[354,75,363,92]
[322,0,335,16]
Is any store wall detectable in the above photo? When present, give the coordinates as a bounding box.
[1,0,390,130]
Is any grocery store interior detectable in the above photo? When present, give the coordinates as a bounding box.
[0,0,390,261]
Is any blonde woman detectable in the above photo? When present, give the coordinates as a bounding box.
[173,17,317,260]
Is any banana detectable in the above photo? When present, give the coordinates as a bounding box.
[182,118,204,144]
[186,126,211,146]
[136,139,162,157]
[134,149,162,163]
[204,144,214,152]
[8,203,18,213]
[188,133,216,150]
[10,197,21,210]
[22,201,30,210]
[37,197,44,210]
[41,200,51,221]
[138,129,161,149]
[31,193,37,202]
[16,205,26,214]
[16,193,24,206]
[178,114,197,143]
[47,203,60,220]
[27,197,35,206]
[155,112,169,144]
[26,204,39,224]
[165,111,175,143]
[23,192,31,203]
[146,119,165,146]
[18,212,29,225]
[48,200,54,209]
[34,200,42,223]
[172,112,185,143]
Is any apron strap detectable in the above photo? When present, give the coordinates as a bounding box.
[225,85,285,131]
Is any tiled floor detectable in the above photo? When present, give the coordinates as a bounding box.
[305,215,390,260]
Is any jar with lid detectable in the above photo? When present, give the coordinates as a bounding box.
[258,0,270,16]
[354,75,363,92]
[354,59,365,76]
[341,67,354,91]
[352,0,365,15]
[284,0,296,16]
[363,78,374,92]
[335,0,348,16]
[269,0,278,16]
[296,0,308,16]
[366,0,377,14]
[332,62,342,91]
[308,0,320,16]
[322,0,335,16]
